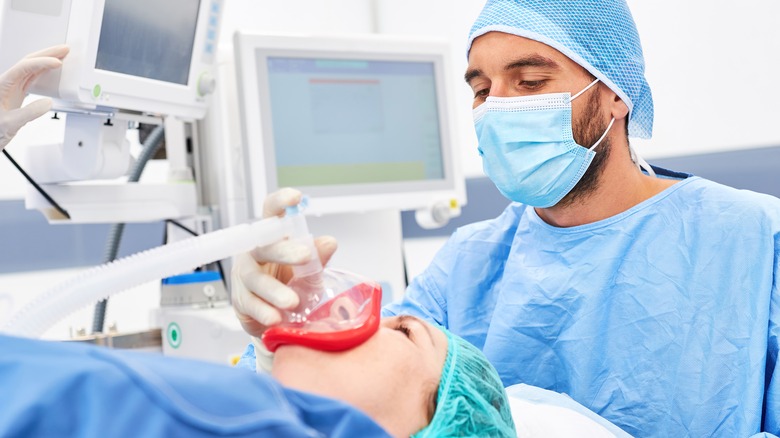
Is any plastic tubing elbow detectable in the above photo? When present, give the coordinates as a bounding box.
[2,216,294,338]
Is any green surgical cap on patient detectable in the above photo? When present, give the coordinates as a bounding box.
[413,327,516,438]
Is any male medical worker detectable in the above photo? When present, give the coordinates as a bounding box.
[231,1,780,436]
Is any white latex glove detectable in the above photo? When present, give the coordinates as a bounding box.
[0,45,69,151]
[231,188,338,372]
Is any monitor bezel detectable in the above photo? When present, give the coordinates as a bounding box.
[234,32,464,218]
[59,0,219,119]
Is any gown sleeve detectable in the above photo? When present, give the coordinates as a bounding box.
[763,229,780,435]
[0,335,390,437]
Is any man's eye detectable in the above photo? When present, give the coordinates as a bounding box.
[395,323,412,338]
[520,80,546,89]
[474,88,489,99]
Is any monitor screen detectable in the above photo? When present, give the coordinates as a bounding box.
[260,55,446,192]
[95,0,201,85]
[235,33,463,217]
[267,57,444,187]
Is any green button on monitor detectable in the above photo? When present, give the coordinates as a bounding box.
[167,322,182,349]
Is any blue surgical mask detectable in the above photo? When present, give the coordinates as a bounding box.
[474,79,614,208]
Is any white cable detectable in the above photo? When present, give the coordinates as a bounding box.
[629,145,655,177]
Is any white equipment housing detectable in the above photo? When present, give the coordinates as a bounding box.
[0,0,224,223]
[0,0,222,119]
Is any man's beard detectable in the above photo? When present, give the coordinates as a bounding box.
[554,88,612,209]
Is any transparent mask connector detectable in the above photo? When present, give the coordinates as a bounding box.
[263,196,383,352]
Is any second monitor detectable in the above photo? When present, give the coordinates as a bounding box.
[234,32,464,218]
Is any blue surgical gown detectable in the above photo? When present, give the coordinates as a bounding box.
[0,334,389,437]
[386,172,780,437]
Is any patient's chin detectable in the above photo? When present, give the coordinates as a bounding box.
[274,344,308,359]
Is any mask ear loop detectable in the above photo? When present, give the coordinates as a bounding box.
[588,117,615,151]
[570,78,600,101]
[590,120,656,177]
[571,78,655,176]
[571,78,612,151]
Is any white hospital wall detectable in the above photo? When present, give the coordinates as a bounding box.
[376,0,780,177]
[628,0,780,160]
[218,0,375,41]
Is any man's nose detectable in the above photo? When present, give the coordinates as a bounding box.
[487,81,516,98]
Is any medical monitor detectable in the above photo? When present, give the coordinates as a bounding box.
[234,32,464,217]
[0,0,223,119]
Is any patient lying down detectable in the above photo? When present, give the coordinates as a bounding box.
[244,314,517,437]
[0,315,515,437]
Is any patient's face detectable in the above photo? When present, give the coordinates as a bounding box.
[272,315,448,436]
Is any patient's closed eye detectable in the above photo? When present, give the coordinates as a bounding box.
[395,323,412,338]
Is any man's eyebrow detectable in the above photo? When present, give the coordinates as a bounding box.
[504,54,560,71]
[465,54,560,84]
[464,68,482,84]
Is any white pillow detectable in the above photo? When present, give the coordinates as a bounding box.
[506,384,633,438]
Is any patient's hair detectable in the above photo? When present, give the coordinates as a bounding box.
[414,327,516,437]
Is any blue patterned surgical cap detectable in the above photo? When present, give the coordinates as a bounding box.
[467,0,653,139]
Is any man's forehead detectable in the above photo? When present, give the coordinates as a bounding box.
[469,31,572,65]
[466,31,586,78]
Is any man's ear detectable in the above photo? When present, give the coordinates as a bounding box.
[608,90,630,120]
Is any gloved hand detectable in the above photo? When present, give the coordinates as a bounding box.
[232,188,338,371]
[0,45,69,151]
